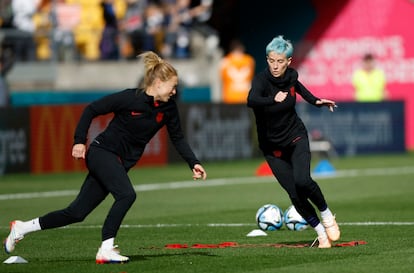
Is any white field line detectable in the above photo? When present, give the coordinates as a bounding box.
[1,166,414,201]
[0,222,413,230]
[8,221,412,230]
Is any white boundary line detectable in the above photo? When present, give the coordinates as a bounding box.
[339,222,414,226]
[1,166,414,201]
[1,222,414,230]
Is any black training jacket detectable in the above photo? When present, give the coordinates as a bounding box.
[74,88,200,170]
[247,67,320,150]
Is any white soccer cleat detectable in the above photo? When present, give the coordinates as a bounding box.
[317,235,332,248]
[310,235,332,248]
[4,220,25,254]
[96,246,129,264]
[322,215,341,241]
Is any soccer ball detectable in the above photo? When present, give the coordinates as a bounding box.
[255,204,284,231]
[283,205,309,231]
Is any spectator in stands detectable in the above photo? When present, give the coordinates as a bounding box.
[189,0,217,58]
[141,2,165,54]
[162,0,215,59]
[50,0,80,62]
[0,0,14,29]
[119,0,147,60]
[100,0,120,60]
[32,0,53,60]
[219,39,255,103]
[163,0,193,58]
[0,0,15,56]
[10,0,42,62]
[189,0,213,27]
[72,0,105,61]
[352,53,387,102]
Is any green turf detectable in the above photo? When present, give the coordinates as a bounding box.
[1,153,414,272]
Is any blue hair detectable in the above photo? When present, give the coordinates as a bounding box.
[266,35,293,58]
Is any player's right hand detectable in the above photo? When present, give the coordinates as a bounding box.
[72,144,86,159]
[274,91,288,102]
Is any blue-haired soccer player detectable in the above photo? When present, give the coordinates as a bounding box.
[247,35,340,248]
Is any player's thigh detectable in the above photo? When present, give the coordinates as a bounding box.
[87,147,134,198]
[265,154,295,192]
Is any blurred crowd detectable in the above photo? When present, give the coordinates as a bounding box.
[0,0,214,62]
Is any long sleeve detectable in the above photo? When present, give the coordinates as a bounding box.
[166,102,200,169]
[247,75,275,108]
[248,72,297,113]
[73,103,107,145]
[73,90,128,145]
[247,68,312,147]
[296,81,320,105]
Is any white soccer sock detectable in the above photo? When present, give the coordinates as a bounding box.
[320,208,334,221]
[20,218,41,235]
[314,223,328,238]
[101,238,115,250]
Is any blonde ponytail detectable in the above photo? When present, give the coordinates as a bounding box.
[138,51,177,90]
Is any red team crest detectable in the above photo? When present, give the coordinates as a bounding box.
[290,86,295,96]
[156,112,164,123]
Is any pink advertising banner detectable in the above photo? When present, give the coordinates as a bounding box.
[295,0,414,149]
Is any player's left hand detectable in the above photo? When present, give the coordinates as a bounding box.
[192,164,207,180]
[316,99,337,112]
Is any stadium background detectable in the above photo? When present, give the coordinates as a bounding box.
[1,0,412,175]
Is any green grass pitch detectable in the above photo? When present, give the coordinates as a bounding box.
[1,153,414,273]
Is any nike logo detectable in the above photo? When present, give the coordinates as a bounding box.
[131,111,142,116]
